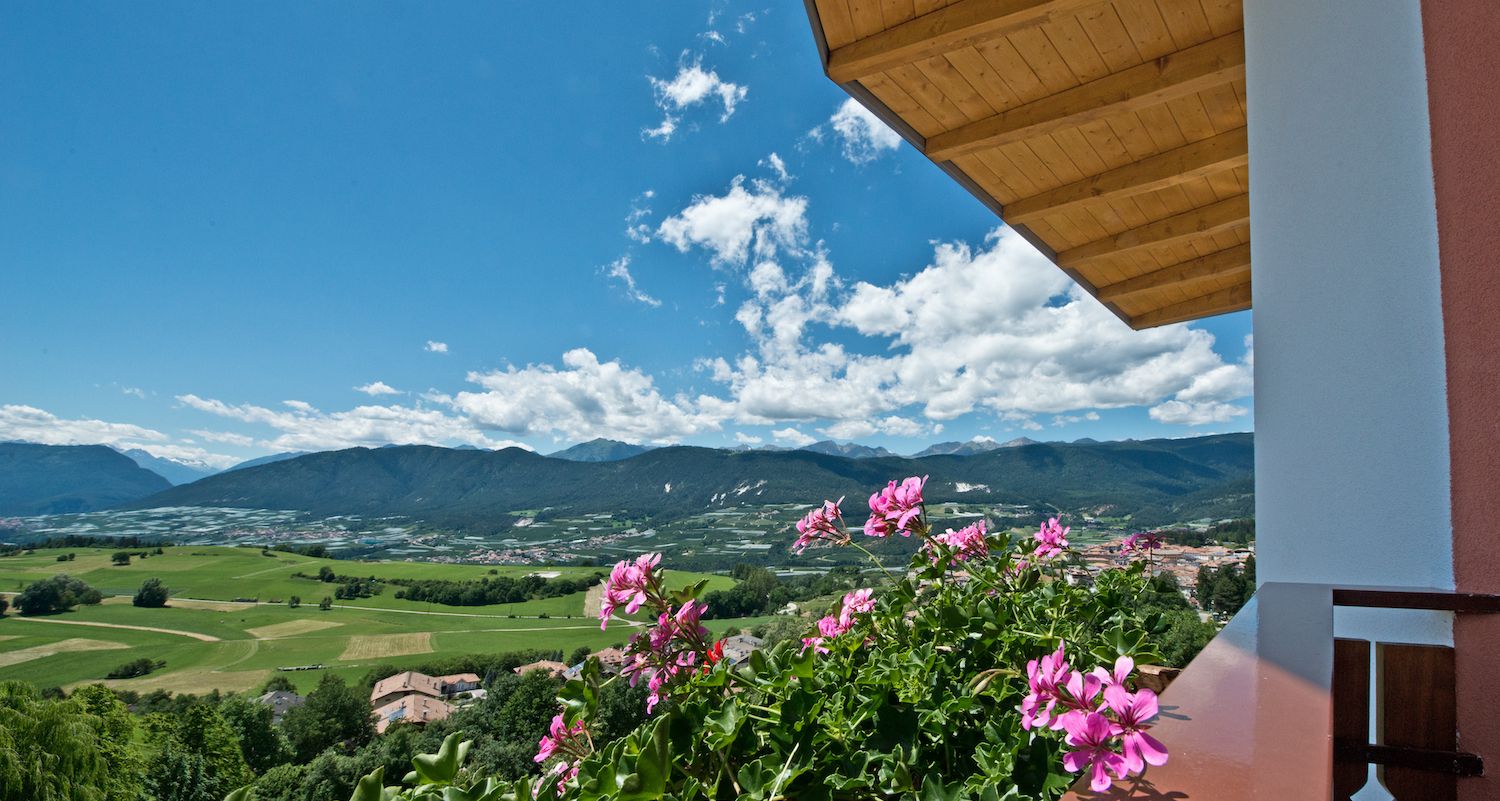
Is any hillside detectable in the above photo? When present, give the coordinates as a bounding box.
[0,443,173,515]
[549,438,652,462]
[799,440,895,459]
[133,434,1253,531]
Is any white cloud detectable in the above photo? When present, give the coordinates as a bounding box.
[121,386,146,399]
[644,56,748,142]
[733,432,762,445]
[760,152,791,183]
[604,256,663,307]
[452,348,726,444]
[1148,400,1248,426]
[0,404,239,469]
[772,427,816,447]
[657,176,808,267]
[177,393,525,453]
[1052,411,1101,427]
[828,98,902,164]
[425,341,449,354]
[355,381,401,396]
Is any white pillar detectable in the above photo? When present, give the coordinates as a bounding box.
[1245,0,1452,610]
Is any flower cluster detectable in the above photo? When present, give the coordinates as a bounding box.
[1022,645,1167,792]
[534,713,590,796]
[801,588,875,654]
[927,519,989,563]
[792,498,848,554]
[1121,531,1164,555]
[1033,517,1070,560]
[598,552,662,628]
[865,475,926,538]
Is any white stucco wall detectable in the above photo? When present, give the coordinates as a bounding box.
[1246,0,1452,616]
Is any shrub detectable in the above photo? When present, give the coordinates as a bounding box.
[132,578,170,608]
[111,551,131,566]
[106,657,165,679]
[330,475,1175,801]
[14,574,103,615]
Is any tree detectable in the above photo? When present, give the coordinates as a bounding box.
[318,596,333,611]
[69,684,147,801]
[142,705,253,801]
[111,551,131,566]
[14,574,102,615]
[0,681,114,801]
[0,597,8,617]
[133,578,169,608]
[260,675,296,694]
[280,675,373,762]
[218,693,292,774]
[567,646,592,666]
[106,658,164,679]
[287,595,301,609]
[317,566,335,582]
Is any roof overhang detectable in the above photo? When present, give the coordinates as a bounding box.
[802,0,1250,329]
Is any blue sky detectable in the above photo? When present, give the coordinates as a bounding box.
[0,2,1252,468]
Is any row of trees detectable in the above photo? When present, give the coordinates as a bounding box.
[389,573,602,607]
[1196,556,1257,617]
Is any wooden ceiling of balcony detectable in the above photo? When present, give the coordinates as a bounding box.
[802,0,1250,329]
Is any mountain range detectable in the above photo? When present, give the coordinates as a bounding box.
[0,443,172,515]
[122,433,1253,531]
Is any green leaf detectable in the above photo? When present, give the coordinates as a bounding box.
[672,578,710,603]
[348,767,387,801]
[223,788,254,801]
[411,732,470,785]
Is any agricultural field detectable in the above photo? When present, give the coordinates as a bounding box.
[0,546,746,694]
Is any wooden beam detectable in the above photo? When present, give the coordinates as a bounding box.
[926,32,1245,161]
[826,0,1102,83]
[1005,127,1249,224]
[1097,243,1251,302]
[1057,193,1249,270]
[1131,281,1251,329]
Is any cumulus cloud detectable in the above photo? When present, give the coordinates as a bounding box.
[772,427,816,447]
[425,341,449,353]
[1148,400,1248,426]
[604,256,662,307]
[733,432,762,445]
[451,348,725,444]
[355,381,401,396]
[645,56,748,142]
[652,176,1253,437]
[657,176,808,267]
[827,99,902,164]
[176,394,525,453]
[760,152,791,183]
[0,404,239,469]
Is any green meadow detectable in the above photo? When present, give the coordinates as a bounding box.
[0,546,749,694]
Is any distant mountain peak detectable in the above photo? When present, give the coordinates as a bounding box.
[118,448,221,486]
[549,439,652,462]
[798,440,895,459]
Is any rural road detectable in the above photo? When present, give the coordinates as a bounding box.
[9,616,222,642]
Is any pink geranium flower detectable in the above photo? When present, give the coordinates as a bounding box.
[1020,643,1071,731]
[1033,518,1070,560]
[1062,711,1129,792]
[1104,685,1169,773]
[1092,655,1134,688]
[864,476,927,538]
[793,498,847,554]
[929,520,989,563]
[598,553,662,629]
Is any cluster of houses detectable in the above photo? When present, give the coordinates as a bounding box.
[253,634,771,736]
[368,670,483,734]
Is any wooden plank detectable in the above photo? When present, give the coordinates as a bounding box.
[826,0,1102,83]
[1131,279,1250,328]
[1057,192,1248,269]
[926,31,1244,160]
[1097,242,1249,301]
[1005,126,1246,222]
[1379,644,1457,801]
[1333,639,1372,801]
[814,0,860,50]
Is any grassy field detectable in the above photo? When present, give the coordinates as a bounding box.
[0,546,747,694]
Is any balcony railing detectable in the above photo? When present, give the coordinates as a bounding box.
[1062,583,1499,801]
